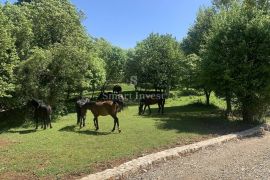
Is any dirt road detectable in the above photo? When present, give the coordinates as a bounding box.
[129,132,270,180]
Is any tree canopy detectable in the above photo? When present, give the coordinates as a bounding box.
[128,33,184,90]
[202,1,270,122]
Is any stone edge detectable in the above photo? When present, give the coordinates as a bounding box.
[80,123,270,180]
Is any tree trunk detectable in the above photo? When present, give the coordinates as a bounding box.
[242,104,253,123]
[204,89,211,106]
[225,93,232,117]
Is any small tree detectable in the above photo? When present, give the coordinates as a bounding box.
[181,8,216,105]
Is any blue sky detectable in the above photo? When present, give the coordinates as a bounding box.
[1,0,212,49]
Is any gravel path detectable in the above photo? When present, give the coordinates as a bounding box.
[129,132,270,180]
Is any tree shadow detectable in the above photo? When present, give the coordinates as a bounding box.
[59,125,112,136]
[0,108,31,134]
[141,103,254,136]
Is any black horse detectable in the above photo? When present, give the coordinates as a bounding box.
[28,99,52,129]
[75,97,89,126]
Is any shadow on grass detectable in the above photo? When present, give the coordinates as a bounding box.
[141,103,254,136]
[6,129,37,134]
[59,125,112,136]
[0,108,32,134]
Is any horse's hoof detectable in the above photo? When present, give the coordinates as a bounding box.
[95,128,99,131]
[118,129,121,133]
[111,129,115,132]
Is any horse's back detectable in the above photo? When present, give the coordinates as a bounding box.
[91,101,117,116]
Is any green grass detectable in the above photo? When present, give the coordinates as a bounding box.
[0,95,253,179]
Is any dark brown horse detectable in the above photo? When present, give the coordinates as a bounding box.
[28,99,52,129]
[75,97,89,126]
[80,100,122,133]
[138,95,165,115]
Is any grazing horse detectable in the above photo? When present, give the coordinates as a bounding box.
[75,97,89,126]
[28,99,52,129]
[113,85,122,94]
[138,95,165,115]
[80,100,122,133]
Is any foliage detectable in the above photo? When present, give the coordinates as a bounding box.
[181,8,216,105]
[21,0,84,48]
[17,45,106,110]
[202,2,270,122]
[181,8,216,55]
[0,6,19,98]
[94,38,127,84]
[131,33,184,90]
[2,3,33,60]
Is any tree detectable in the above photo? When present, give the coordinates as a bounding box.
[132,33,184,91]
[0,6,19,98]
[20,0,84,48]
[3,3,33,60]
[181,7,216,105]
[17,44,106,110]
[95,38,127,85]
[202,2,270,122]
[181,54,201,90]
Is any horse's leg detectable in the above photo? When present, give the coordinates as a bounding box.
[162,100,165,114]
[49,115,52,128]
[116,116,121,133]
[158,103,161,113]
[111,114,121,133]
[35,117,38,130]
[43,117,46,130]
[148,105,151,115]
[93,117,97,129]
[79,116,83,129]
[95,117,99,131]
[143,105,147,115]
[111,116,116,132]
[80,110,85,129]
[77,111,80,125]
[83,115,86,127]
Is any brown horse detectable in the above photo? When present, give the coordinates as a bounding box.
[80,100,122,133]
[139,95,165,115]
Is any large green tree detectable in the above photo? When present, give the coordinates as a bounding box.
[131,33,184,91]
[202,2,270,122]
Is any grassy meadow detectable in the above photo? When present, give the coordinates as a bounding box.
[0,92,256,179]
